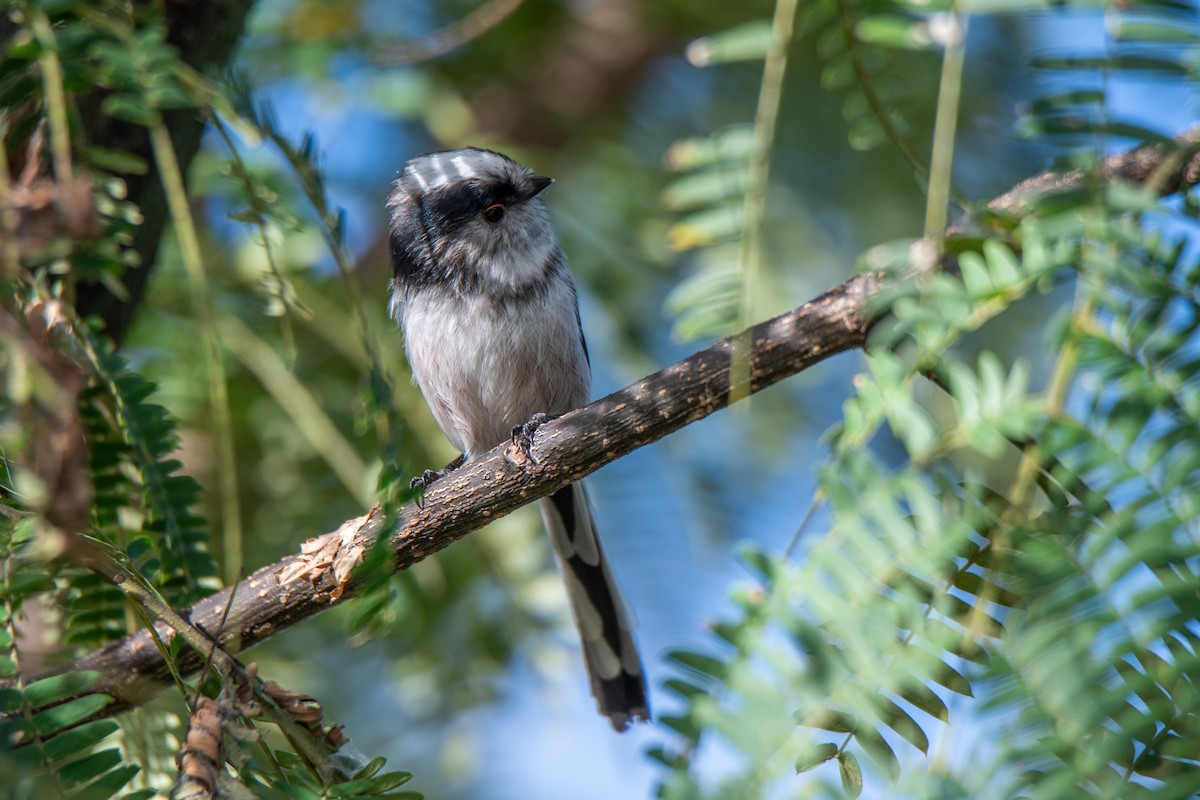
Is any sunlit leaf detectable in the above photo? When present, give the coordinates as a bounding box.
[855,16,933,50]
[838,751,863,798]
[795,742,839,773]
[687,20,773,66]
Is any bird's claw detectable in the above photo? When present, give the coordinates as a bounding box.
[510,412,551,465]
[409,469,444,491]
[409,467,448,509]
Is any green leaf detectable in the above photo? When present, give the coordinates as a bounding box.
[964,0,1075,8]
[85,146,149,175]
[120,790,158,800]
[855,16,933,50]
[42,721,120,762]
[20,672,106,707]
[353,757,387,780]
[100,94,158,125]
[882,700,929,753]
[838,751,863,798]
[659,714,701,744]
[663,264,739,318]
[856,727,900,780]
[72,764,139,800]
[1028,89,1107,113]
[665,127,754,171]
[666,204,743,251]
[0,687,21,712]
[664,650,728,680]
[328,778,375,797]
[3,569,55,596]
[847,114,888,152]
[952,570,1023,608]
[661,168,747,211]
[896,680,949,722]
[367,771,414,792]
[686,20,773,66]
[821,54,857,92]
[646,746,684,768]
[982,239,1022,288]
[1114,19,1198,43]
[268,780,322,800]
[670,299,739,342]
[959,252,993,299]
[31,694,113,737]
[737,545,777,582]
[929,660,973,698]
[795,742,839,773]
[799,708,856,734]
[59,748,122,785]
[662,678,707,701]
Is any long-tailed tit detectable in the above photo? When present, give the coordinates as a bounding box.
[386,148,649,730]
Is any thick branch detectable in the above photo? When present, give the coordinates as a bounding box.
[10,129,1200,730]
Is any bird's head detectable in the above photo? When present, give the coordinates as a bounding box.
[387,148,558,298]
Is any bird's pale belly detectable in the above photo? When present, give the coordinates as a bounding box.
[403,289,590,456]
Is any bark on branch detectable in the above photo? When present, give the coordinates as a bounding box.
[8,128,1200,731]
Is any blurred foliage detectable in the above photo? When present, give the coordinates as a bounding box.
[651,2,1200,799]
[0,0,1199,798]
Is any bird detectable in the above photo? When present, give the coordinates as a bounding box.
[386,147,649,731]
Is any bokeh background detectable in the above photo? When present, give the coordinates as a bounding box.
[106,1,1200,798]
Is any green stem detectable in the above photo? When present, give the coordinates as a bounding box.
[219,314,371,506]
[28,7,73,184]
[147,120,243,585]
[924,8,968,244]
[836,0,928,178]
[731,0,799,406]
[28,5,77,305]
[0,121,21,277]
[210,115,301,363]
[257,113,402,486]
[1002,231,1095,520]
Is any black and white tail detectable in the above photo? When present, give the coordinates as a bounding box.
[539,482,649,730]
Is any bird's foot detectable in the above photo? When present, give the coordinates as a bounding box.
[409,468,446,492]
[408,454,466,508]
[509,412,552,466]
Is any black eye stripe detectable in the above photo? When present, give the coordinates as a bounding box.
[416,179,522,224]
[479,181,519,208]
[422,184,481,223]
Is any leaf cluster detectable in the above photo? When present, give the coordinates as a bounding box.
[650,1,1200,798]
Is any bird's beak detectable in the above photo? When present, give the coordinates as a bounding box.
[527,175,554,199]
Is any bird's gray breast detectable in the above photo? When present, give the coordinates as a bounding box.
[401,277,591,457]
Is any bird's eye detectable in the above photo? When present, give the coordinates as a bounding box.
[483,204,506,223]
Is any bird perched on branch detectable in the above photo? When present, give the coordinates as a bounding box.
[386,147,649,730]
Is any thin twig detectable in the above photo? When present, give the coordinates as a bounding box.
[373,0,526,65]
[148,119,244,585]
[924,7,968,244]
[0,117,22,276]
[218,314,371,505]
[191,570,244,709]
[29,8,73,184]
[730,0,800,408]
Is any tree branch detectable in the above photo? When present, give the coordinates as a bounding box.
[9,128,1200,731]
